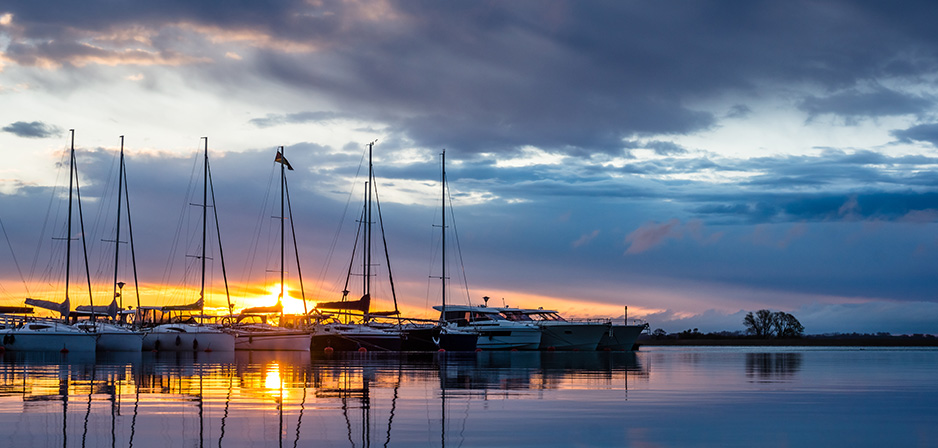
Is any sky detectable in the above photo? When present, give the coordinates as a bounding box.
[1,1,938,335]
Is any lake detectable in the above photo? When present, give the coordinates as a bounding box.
[0,346,935,447]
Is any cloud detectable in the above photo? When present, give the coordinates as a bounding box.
[571,229,599,248]
[800,86,933,121]
[625,219,682,254]
[891,123,938,147]
[2,121,63,138]
[249,111,348,128]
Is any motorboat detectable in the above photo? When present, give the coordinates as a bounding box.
[496,307,609,351]
[435,304,541,350]
[597,323,647,351]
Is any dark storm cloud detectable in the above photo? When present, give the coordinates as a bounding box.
[8,1,938,155]
[891,123,938,147]
[691,192,938,222]
[799,87,933,121]
[2,121,63,138]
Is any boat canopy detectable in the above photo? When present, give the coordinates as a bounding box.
[316,294,371,313]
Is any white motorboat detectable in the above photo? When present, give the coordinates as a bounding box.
[597,323,647,351]
[0,317,97,352]
[435,304,541,350]
[497,307,609,351]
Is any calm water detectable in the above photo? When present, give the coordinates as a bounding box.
[0,347,935,447]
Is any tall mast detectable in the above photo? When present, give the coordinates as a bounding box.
[279,146,285,310]
[441,149,447,319]
[65,130,75,314]
[366,141,374,298]
[112,136,124,311]
[201,137,208,316]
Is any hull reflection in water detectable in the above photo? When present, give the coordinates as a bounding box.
[2,347,935,447]
[0,350,641,447]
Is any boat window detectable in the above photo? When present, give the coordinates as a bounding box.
[471,311,505,321]
[500,311,533,321]
[27,324,51,330]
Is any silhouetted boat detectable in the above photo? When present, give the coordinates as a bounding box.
[227,147,311,350]
[436,300,542,350]
[139,137,234,351]
[310,141,403,351]
[402,149,477,351]
[497,307,609,351]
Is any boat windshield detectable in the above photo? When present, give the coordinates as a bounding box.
[529,312,566,321]
[500,310,534,322]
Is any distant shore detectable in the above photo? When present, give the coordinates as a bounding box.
[637,337,938,347]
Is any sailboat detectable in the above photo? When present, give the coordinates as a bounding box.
[226,147,311,350]
[139,137,234,352]
[309,141,403,351]
[12,129,97,352]
[69,135,144,351]
[401,149,477,351]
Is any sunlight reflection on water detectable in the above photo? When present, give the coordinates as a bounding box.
[0,347,935,447]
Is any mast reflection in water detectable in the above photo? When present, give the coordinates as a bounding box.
[1,347,936,447]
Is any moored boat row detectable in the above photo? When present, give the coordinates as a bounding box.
[2,138,645,355]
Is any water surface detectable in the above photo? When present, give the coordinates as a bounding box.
[0,347,935,447]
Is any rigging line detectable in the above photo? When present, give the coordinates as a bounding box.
[1,215,31,297]
[90,147,121,285]
[159,146,202,298]
[122,148,142,313]
[284,177,309,316]
[207,156,233,316]
[74,151,97,314]
[371,176,402,323]
[315,145,368,298]
[342,205,366,301]
[445,173,473,305]
[240,161,277,293]
[28,141,70,292]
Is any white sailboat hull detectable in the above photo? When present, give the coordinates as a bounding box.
[232,329,311,351]
[0,321,97,352]
[96,331,145,351]
[142,324,235,352]
[75,322,144,351]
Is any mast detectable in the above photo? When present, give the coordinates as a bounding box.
[280,146,285,317]
[366,141,374,299]
[65,130,75,315]
[201,137,208,317]
[112,136,124,311]
[441,149,447,322]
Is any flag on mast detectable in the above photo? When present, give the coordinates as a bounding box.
[275,151,294,170]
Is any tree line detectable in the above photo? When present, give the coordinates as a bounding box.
[647,309,806,340]
[743,309,804,338]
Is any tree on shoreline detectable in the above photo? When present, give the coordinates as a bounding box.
[744,310,804,338]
